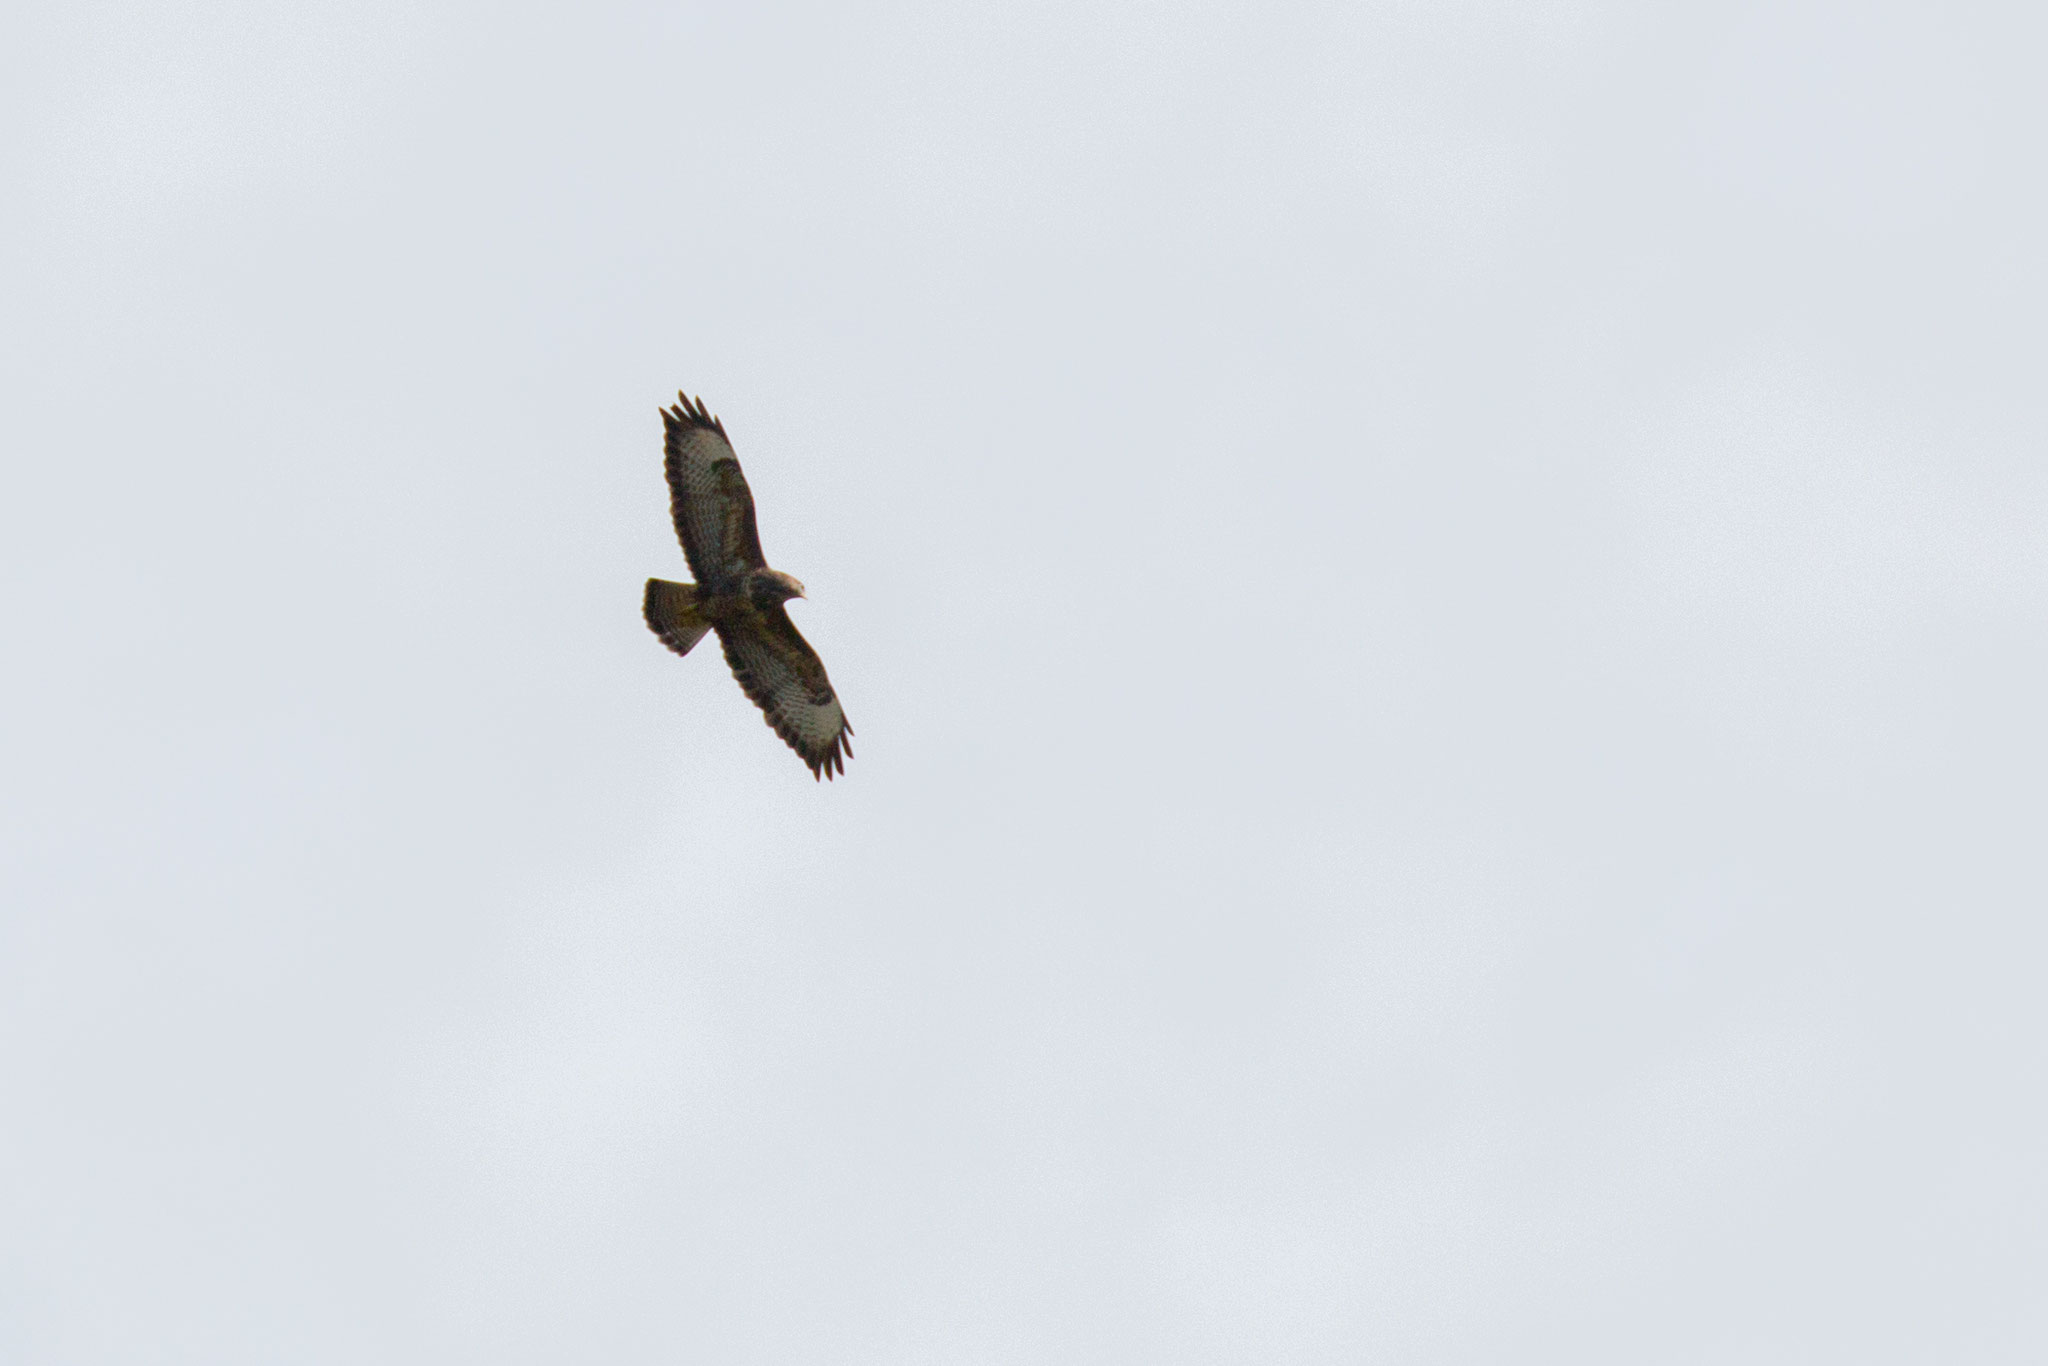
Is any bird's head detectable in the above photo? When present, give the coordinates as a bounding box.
[748,568,808,608]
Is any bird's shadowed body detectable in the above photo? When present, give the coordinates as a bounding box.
[643,392,853,780]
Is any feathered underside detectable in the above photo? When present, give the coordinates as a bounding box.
[662,392,763,591]
[715,608,854,780]
[649,390,853,780]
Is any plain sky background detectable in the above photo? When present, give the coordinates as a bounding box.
[5,0,2046,1360]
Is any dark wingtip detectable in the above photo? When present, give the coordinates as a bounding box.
[663,389,728,438]
[806,737,849,781]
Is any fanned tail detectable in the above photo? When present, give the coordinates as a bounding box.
[644,578,712,657]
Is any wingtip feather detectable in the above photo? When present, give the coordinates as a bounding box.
[662,389,730,439]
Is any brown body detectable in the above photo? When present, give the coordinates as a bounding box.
[643,393,853,780]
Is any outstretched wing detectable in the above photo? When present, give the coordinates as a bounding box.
[662,392,765,590]
[715,608,853,780]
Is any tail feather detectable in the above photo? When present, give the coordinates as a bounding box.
[644,578,712,657]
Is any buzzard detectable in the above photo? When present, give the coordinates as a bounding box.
[643,391,853,780]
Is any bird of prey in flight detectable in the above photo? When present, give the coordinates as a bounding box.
[643,391,853,779]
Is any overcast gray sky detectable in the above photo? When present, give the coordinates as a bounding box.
[5,0,2046,1361]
